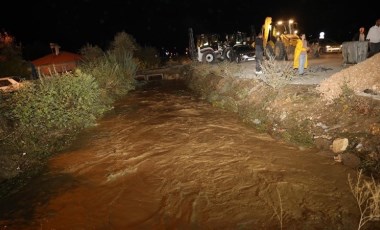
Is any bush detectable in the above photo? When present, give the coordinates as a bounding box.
[3,70,110,155]
[79,43,104,62]
[260,56,295,89]
[78,52,136,102]
[79,32,138,102]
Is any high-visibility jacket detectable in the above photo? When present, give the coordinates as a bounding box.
[293,39,308,69]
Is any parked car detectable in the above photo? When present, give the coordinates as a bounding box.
[309,38,342,55]
[0,77,23,93]
[231,44,255,63]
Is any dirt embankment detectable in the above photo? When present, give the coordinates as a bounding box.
[183,53,380,176]
[317,53,380,102]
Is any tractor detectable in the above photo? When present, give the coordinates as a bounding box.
[188,28,255,64]
[195,33,225,63]
[188,28,232,64]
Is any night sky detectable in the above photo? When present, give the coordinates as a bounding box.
[1,0,377,59]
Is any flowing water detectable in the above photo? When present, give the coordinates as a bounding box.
[0,80,364,229]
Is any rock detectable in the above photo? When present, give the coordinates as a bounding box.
[341,153,361,169]
[331,138,349,153]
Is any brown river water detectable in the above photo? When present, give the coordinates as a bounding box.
[0,80,367,229]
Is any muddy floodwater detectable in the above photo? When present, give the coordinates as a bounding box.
[0,80,365,229]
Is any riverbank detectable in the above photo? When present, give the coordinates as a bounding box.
[182,53,380,177]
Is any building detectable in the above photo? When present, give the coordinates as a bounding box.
[32,44,82,76]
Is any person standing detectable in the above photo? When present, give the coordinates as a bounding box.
[293,33,309,76]
[366,18,380,57]
[254,33,264,74]
[352,27,366,41]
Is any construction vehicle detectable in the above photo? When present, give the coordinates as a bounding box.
[261,17,300,60]
[225,31,252,47]
[188,28,226,63]
[188,28,255,63]
[195,33,225,63]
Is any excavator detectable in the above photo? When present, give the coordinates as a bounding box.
[261,17,300,60]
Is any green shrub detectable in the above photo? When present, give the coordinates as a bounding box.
[108,31,139,56]
[78,52,136,101]
[79,31,138,102]
[4,70,110,154]
[107,31,161,70]
[79,43,104,62]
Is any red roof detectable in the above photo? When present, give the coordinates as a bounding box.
[32,51,82,66]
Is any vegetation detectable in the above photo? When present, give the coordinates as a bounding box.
[3,71,109,153]
[266,187,285,230]
[260,56,294,89]
[348,170,380,230]
[0,32,31,79]
[0,31,160,200]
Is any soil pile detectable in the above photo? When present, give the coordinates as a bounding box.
[317,53,380,102]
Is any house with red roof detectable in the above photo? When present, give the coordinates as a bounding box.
[32,44,82,76]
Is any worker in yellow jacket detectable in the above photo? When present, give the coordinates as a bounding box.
[293,33,309,75]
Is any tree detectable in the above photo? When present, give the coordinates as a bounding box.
[0,31,31,79]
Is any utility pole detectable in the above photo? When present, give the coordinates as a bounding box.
[188,28,197,62]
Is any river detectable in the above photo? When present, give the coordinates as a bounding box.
[0,80,364,229]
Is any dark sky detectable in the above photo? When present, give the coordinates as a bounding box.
[1,0,377,58]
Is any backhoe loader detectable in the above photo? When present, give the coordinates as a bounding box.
[262,17,300,60]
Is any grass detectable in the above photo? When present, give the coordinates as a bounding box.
[348,169,380,230]
[262,183,286,230]
[268,187,284,230]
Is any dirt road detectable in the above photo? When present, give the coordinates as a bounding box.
[236,53,346,85]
